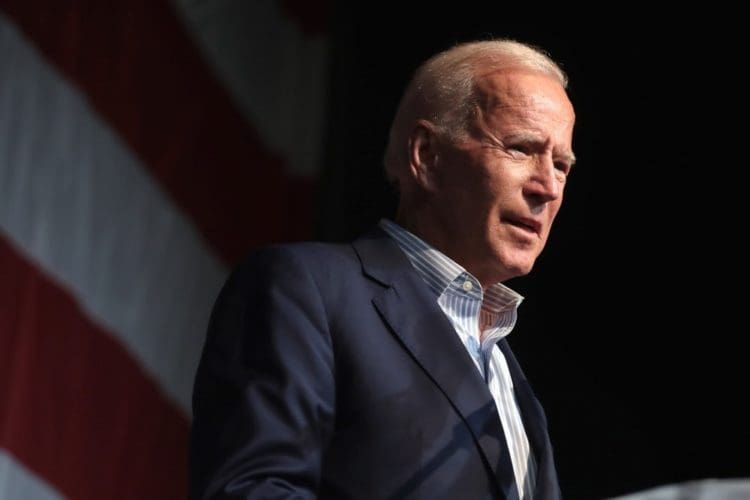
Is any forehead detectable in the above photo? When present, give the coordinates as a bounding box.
[474,69,575,127]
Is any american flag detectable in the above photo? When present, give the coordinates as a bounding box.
[0,1,328,498]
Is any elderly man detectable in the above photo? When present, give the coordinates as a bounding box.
[190,38,576,500]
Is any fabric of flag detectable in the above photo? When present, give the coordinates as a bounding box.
[0,1,329,498]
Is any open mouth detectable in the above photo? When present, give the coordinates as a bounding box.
[505,216,541,235]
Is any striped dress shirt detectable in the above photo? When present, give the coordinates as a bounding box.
[380,219,536,499]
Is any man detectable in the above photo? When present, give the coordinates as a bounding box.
[190,38,576,499]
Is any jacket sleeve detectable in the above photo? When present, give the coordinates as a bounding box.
[189,246,336,499]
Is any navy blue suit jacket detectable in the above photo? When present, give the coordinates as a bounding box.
[190,228,561,499]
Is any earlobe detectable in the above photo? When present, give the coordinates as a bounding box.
[407,121,439,191]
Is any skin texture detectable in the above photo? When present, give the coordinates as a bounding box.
[398,69,576,288]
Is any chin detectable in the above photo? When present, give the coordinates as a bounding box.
[504,263,534,280]
[495,252,538,281]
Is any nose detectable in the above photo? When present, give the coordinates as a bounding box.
[523,155,562,204]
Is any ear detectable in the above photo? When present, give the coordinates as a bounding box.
[407,120,440,192]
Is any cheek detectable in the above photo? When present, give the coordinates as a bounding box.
[549,198,563,221]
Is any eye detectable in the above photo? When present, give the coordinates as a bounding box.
[554,161,572,176]
[506,144,531,158]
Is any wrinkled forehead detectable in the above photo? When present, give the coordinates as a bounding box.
[474,68,574,117]
[471,69,576,160]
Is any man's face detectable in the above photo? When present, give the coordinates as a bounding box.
[426,69,576,285]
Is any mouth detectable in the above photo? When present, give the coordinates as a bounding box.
[504,215,542,236]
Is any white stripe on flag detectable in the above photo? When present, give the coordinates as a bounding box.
[0,12,227,415]
[172,0,329,176]
[0,451,64,500]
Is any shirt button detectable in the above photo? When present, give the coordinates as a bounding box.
[462,280,473,291]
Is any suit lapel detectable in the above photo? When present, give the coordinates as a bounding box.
[498,341,561,500]
[352,229,517,498]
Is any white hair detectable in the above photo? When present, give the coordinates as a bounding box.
[383,39,568,189]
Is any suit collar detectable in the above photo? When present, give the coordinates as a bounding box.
[349,226,405,287]
[352,228,517,498]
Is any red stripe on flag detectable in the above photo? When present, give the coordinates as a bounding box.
[1,1,315,266]
[0,236,188,500]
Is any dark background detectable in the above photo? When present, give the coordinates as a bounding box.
[316,6,747,499]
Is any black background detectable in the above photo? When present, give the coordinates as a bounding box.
[316,5,747,499]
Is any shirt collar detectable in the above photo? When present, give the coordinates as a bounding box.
[379,218,524,309]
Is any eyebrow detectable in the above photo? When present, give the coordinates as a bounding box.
[559,151,577,166]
